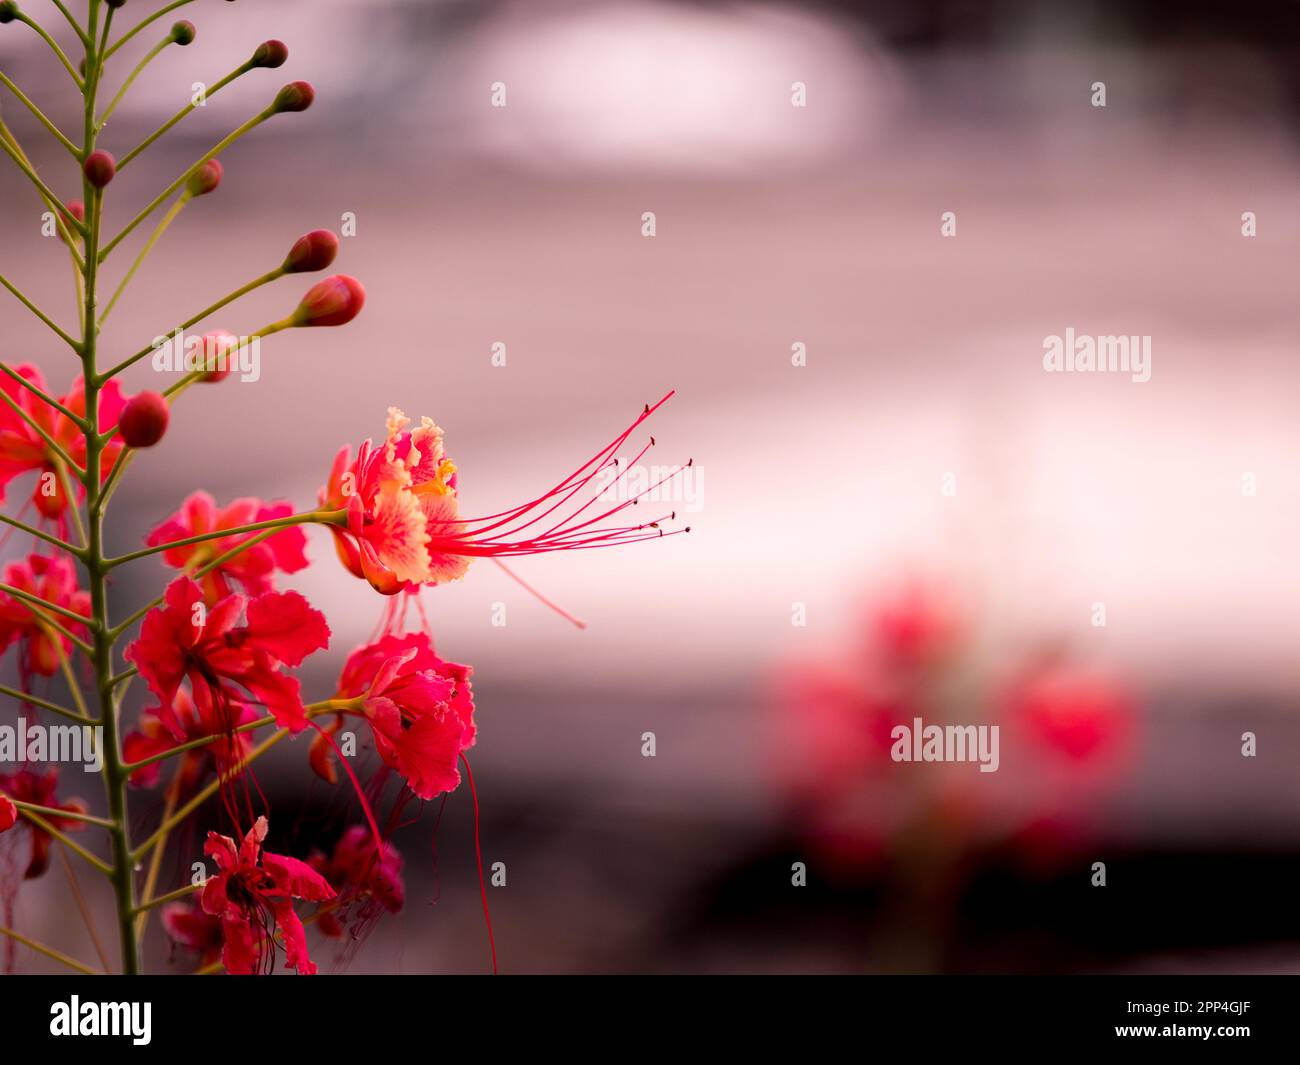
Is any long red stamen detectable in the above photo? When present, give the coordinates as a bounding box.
[431,393,692,559]
[460,754,497,975]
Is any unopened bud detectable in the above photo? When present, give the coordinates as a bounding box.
[187,159,223,197]
[283,229,338,274]
[119,392,170,448]
[0,3,18,26]
[84,150,116,189]
[271,81,315,115]
[292,275,365,327]
[106,1,129,9]
[198,330,237,382]
[58,201,84,245]
[251,40,288,69]
[170,20,196,46]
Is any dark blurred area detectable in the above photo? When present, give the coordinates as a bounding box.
[2,0,1299,973]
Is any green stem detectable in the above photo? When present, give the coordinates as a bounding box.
[132,729,291,861]
[98,108,273,262]
[0,133,88,236]
[0,388,82,471]
[111,525,282,636]
[15,13,84,88]
[104,0,195,61]
[122,698,358,775]
[98,36,169,130]
[106,508,341,569]
[0,925,101,975]
[50,1,92,48]
[119,59,256,169]
[100,193,190,324]
[0,71,80,156]
[0,684,91,724]
[78,10,141,977]
[130,881,202,916]
[0,274,80,348]
[10,800,114,829]
[0,512,82,555]
[27,609,94,657]
[98,267,285,380]
[0,362,89,426]
[52,456,87,545]
[16,809,113,876]
[0,581,96,626]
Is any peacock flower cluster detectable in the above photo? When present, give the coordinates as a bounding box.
[0,1,688,976]
[0,366,126,520]
[0,553,91,680]
[321,394,689,596]
[776,578,1138,875]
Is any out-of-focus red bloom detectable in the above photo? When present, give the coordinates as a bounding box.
[162,898,223,967]
[779,663,909,801]
[201,816,334,975]
[144,492,309,604]
[0,554,91,678]
[871,579,964,667]
[123,689,259,791]
[309,826,404,938]
[320,394,687,595]
[314,632,474,799]
[0,768,86,879]
[0,794,16,833]
[125,577,329,736]
[0,366,126,518]
[1007,665,1136,766]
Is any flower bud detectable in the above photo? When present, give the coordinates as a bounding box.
[197,330,237,382]
[58,201,84,245]
[292,275,365,327]
[106,1,129,9]
[251,40,288,69]
[170,20,196,46]
[186,159,223,197]
[119,391,170,448]
[283,229,338,274]
[0,3,18,26]
[271,81,315,115]
[84,150,116,189]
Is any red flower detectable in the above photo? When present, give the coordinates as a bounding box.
[320,394,687,595]
[309,826,404,938]
[200,816,335,975]
[125,577,329,736]
[162,899,223,967]
[870,579,964,667]
[316,632,474,799]
[144,492,308,604]
[0,794,16,834]
[0,768,86,879]
[0,365,126,518]
[0,553,92,678]
[1007,665,1136,766]
[123,689,259,790]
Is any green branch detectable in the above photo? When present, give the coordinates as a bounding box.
[0,273,81,349]
[0,71,79,156]
[106,507,341,569]
[14,13,84,88]
[103,0,195,61]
